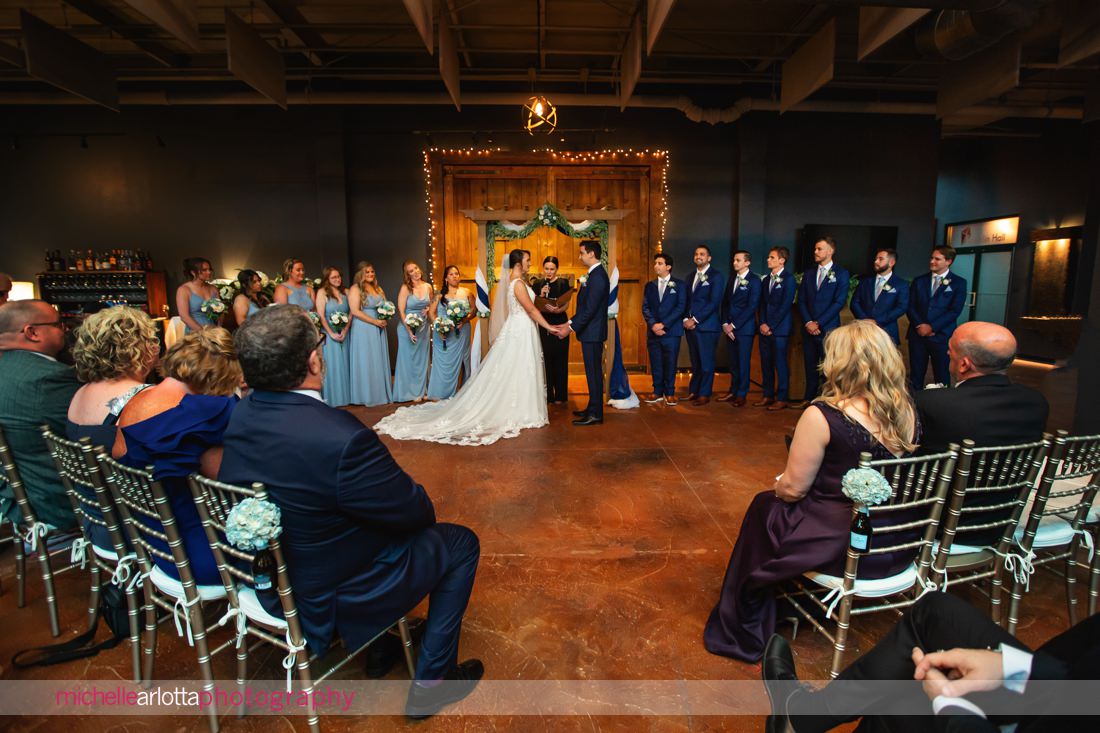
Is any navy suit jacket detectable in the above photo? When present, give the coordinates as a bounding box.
[798,264,851,332]
[721,270,763,336]
[685,267,725,332]
[850,271,909,343]
[758,270,796,337]
[642,277,687,339]
[571,265,609,343]
[218,390,440,654]
[907,271,968,343]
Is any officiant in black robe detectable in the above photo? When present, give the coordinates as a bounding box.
[535,256,573,404]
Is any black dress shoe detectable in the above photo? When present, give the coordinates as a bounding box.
[365,618,425,678]
[572,409,588,418]
[405,659,485,719]
[572,415,603,426]
[763,634,803,733]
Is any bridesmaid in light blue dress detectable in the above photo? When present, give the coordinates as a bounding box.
[392,260,433,403]
[274,258,316,312]
[427,265,475,400]
[348,262,392,406]
[316,267,351,407]
[232,269,270,326]
[175,257,219,333]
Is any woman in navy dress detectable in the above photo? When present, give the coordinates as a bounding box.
[348,262,392,406]
[112,329,243,586]
[175,257,218,333]
[232,269,270,325]
[703,320,920,662]
[426,265,475,400]
[316,267,352,407]
[391,260,433,403]
[274,258,315,312]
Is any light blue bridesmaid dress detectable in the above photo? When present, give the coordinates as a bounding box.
[391,291,430,402]
[283,282,315,312]
[184,291,207,334]
[321,295,351,407]
[426,297,471,400]
[246,300,260,318]
[348,293,392,407]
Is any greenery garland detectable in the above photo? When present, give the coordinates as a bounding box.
[485,203,609,288]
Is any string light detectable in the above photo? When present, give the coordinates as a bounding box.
[422,147,671,266]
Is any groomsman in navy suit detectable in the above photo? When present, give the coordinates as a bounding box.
[718,250,762,406]
[682,245,725,406]
[907,245,968,390]
[849,248,909,344]
[561,240,610,425]
[795,236,850,407]
[755,247,796,411]
[641,252,687,406]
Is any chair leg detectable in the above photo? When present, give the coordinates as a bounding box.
[296,655,319,733]
[87,564,102,633]
[398,617,417,678]
[123,585,142,684]
[1065,549,1079,627]
[15,535,25,608]
[830,597,853,680]
[35,541,61,637]
[1005,576,1023,636]
[141,598,158,687]
[190,612,219,733]
[1089,545,1100,617]
[989,565,1005,627]
[235,640,248,719]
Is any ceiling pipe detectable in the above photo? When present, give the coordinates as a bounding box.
[0,90,1081,121]
[914,0,1048,61]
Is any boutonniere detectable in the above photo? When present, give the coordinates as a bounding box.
[667,282,677,293]
[826,271,837,284]
[698,272,708,284]
[941,277,951,286]
[578,274,588,287]
[736,277,748,289]
[881,283,894,293]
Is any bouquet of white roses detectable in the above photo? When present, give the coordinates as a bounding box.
[329,310,349,333]
[210,278,240,301]
[225,497,283,552]
[841,468,893,507]
[376,300,396,320]
[445,299,470,322]
[433,316,455,348]
[307,311,322,328]
[311,277,323,290]
[404,312,425,332]
[199,296,226,323]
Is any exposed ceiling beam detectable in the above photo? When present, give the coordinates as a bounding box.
[439,9,461,110]
[445,0,474,68]
[20,9,118,110]
[621,14,643,110]
[937,36,1020,118]
[754,4,830,73]
[254,0,324,67]
[401,0,432,54]
[120,0,200,52]
[781,18,836,112]
[1059,0,1100,68]
[647,0,678,54]
[858,6,930,61]
[62,0,185,67]
[539,0,546,69]
[225,9,286,109]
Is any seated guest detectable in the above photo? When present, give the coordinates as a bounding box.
[0,272,12,305]
[763,592,1099,733]
[0,300,80,530]
[219,305,483,718]
[113,329,241,585]
[232,269,270,324]
[915,321,1049,546]
[704,320,919,663]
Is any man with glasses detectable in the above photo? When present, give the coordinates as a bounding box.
[0,300,80,530]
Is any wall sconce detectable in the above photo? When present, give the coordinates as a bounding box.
[9,281,36,301]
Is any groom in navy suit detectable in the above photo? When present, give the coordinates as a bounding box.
[849,248,909,344]
[559,240,609,425]
[796,236,850,407]
[908,244,968,390]
[641,252,687,405]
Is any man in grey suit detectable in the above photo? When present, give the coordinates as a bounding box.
[0,300,80,529]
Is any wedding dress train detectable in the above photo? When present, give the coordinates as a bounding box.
[374,278,548,445]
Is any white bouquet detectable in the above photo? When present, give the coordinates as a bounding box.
[199,296,226,323]
[433,316,455,349]
[841,468,893,507]
[329,310,349,333]
[224,497,283,551]
[445,299,471,322]
[210,278,240,301]
[376,300,396,320]
[405,312,425,332]
[311,277,323,290]
[307,311,322,328]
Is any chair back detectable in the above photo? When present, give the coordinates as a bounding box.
[1017,430,1100,555]
[0,424,41,528]
[96,452,200,598]
[187,473,307,642]
[41,428,129,557]
[937,435,1052,561]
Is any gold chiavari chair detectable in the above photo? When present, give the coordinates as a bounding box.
[779,445,959,678]
[188,473,416,733]
[41,427,142,681]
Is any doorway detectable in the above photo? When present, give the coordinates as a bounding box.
[950,246,1014,326]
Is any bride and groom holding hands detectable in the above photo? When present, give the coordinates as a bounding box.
[374,241,609,445]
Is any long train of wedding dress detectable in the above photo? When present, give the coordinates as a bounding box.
[374,278,548,445]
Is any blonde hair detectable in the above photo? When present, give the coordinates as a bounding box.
[402,260,422,291]
[817,320,917,455]
[282,258,304,282]
[160,328,242,396]
[72,306,159,383]
[321,267,345,300]
[354,261,383,297]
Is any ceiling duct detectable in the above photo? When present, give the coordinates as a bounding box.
[915,0,1047,61]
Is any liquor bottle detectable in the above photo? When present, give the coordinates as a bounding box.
[850,505,872,553]
[252,542,277,601]
[84,249,94,271]
[109,250,117,269]
[45,250,52,271]
[76,252,85,271]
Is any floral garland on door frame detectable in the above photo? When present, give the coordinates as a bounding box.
[484,203,609,289]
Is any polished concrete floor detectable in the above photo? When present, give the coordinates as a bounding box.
[0,370,1085,732]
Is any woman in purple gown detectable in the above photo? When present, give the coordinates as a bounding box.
[704,320,920,662]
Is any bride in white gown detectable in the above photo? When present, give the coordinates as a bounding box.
[374,249,562,445]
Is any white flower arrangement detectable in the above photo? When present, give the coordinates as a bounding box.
[311,277,323,290]
[225,497,283,552]
[307,311,322,328]
[445,300,471,321]
[210,278,240,301]
[405,312,425,331]
[376,300,396,320]
[433,317,455,348]
[538,204,553,225]
[328,310,349,333]
[199,296,226,322]
[841,468,893,507]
